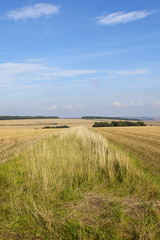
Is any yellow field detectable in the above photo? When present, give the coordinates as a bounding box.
[0,125,160,239]
[0,119,95,163]
[0,119,96,163]
[0,128,60,164]
[0,118,96,129]
[93,126,160,175]
[0,118,159,130]
[0,118,160,166]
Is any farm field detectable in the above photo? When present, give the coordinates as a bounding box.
[0,118,159,130]
[0,118,96,129]
[0,123,160,239]
[0,129,60,164]
[93,126,160,178]
[0,118,97,164]
[1,120,159,165]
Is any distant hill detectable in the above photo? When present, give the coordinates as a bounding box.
[0,116,59,120]
[138,117,160,121]
[82,116,141,121]
[82,116,160,121]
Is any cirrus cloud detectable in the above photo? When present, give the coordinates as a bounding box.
[0,61,149,89]
[6,3,60,20]
[108,69,148,76]
[0,62,98,87]
[96,10,158,25]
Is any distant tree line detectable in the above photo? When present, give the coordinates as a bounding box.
[93,121,146,127]
[42,125,69,129]
[0,116,59,120]
[82,116,141,121]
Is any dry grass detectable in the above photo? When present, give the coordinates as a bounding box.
[0,129,60,164]
[1,127,160,239]
[10,127,138,195]
[93,126,160,176]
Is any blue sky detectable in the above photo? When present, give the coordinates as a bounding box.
[0,0,160,117]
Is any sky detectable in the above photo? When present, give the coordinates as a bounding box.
[0,0,160,117]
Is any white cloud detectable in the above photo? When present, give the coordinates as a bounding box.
[25,58,45,63]
[66,105,74,110]
[0,62,98,87]
[66,105,83,110]
[130,102,143,107]
[42,69,98,78]
[102,69,149,78]
[113,101,143,107]
[108,69,149,76]
[154,101,160,108]
[47,105,57,110]
[0,62,43,86]
[113,102,125,107]
[97,10,158,25]
[0,62,44,74]
[0,61,149,88]
[6,3,60,20]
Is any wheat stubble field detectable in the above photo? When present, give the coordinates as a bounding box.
[0,129,60,164]
[0,119,160,240]
[0,119,96,164]
[93,126,160,176]
[0,118,96,129]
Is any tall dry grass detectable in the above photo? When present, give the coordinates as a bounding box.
[1,127,159,239]
[12,127,139,195]
[3,128,137,215]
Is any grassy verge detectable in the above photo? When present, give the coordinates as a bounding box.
[0,127,160,239]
